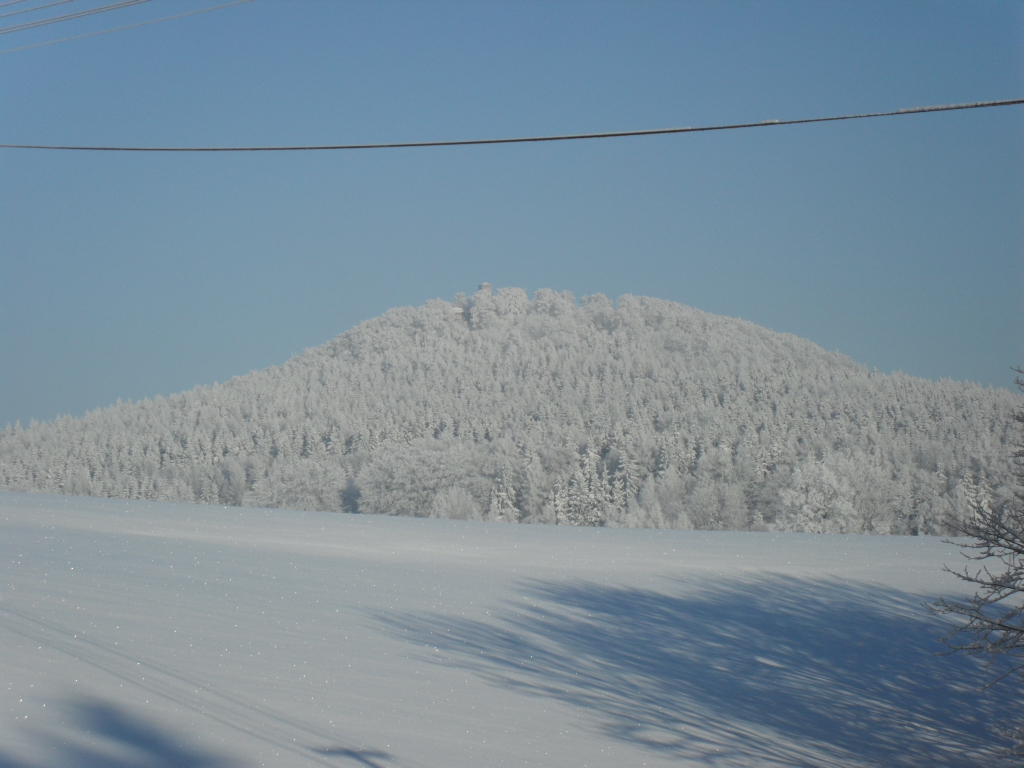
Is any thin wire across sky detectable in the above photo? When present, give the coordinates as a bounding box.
[0,0,252,54]
[0,0,150,35]
[1,98,1022,153]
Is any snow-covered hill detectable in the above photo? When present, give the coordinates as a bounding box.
[2,288,1018,533]
[0,491,1017,767]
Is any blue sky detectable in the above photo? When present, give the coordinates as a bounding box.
[1,0,1022,427]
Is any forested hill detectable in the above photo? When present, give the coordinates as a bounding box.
[2,287,1018,534]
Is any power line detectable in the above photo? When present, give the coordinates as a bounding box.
[2,98,1021,153]
[0,0,74,22]
[0,0,252,53]
[0,0,149,35]
[0,0,34,8]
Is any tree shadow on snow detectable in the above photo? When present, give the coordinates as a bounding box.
[0,697,396,768]
[376,574,1021,767]
[0,697,239,768]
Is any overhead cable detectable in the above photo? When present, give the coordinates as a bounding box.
[0,0,74,22]
[0,0,149,35]
[0,0,251,53]
[2,98,1021,153]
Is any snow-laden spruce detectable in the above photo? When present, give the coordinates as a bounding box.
[1,287,1018,533]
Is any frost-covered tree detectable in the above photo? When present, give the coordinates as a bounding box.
[933,370,1024,751]
[1,287,1018,533]
[489,467,521,523]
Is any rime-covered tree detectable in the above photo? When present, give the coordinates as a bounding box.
[1,288,1018,533]
[933,369,1024,752]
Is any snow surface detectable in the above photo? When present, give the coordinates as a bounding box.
[0,491,1018,767]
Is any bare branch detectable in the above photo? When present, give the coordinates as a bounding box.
[931,368,1024,754]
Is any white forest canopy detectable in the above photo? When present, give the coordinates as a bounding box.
[1,287,1018,534]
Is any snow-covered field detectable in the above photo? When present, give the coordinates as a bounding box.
[0,492,1017,767]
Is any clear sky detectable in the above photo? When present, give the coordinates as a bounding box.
[1,0,1022,428]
